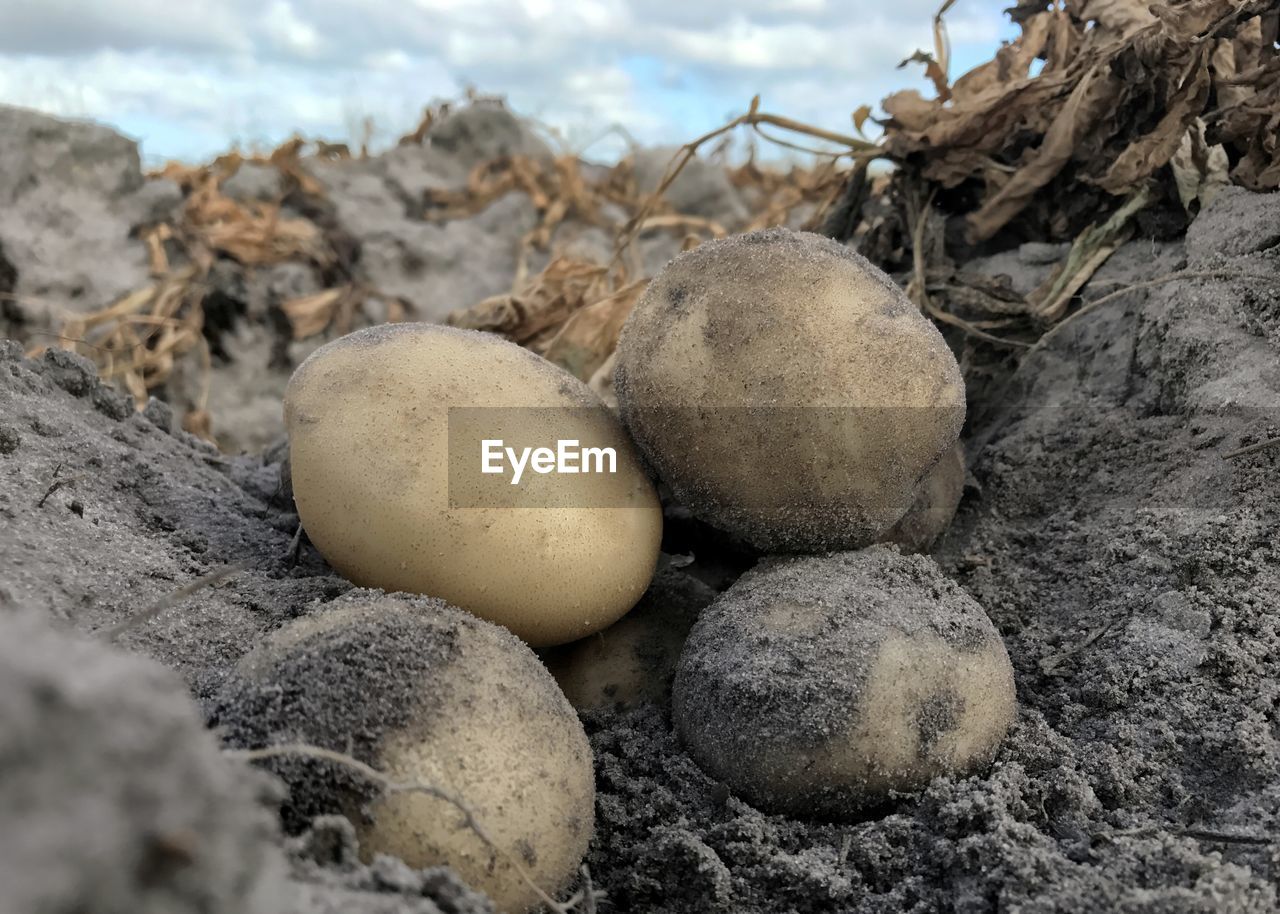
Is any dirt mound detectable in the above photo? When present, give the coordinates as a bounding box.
[0,104,178,339]
[0,609,286,914]
[3,177,1279,913]
[0,324,500,914]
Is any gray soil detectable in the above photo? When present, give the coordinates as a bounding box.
[0,609,286,914]
[4,114,1280,912]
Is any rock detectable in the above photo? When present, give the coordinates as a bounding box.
[964,247,1055,298]
[0,104,143,201]
[1018,241,1070,265]
[129,175,186,222]
[376,145,466,199]
[318,159,536,322]
[1136,192,1280,412]
[313,160,411,238]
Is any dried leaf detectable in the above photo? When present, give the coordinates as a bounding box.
[636,214,728,237]
[852,105,873,135]
[538,280,648,381]
[142,224,172,277]
[447,256,610,344]
[268,137,326,198]
[1171,118,1230,212]
[968,67,1122,242]
[898,50,950,102]
[182,409,215,444]
[1151,0,1243,41]
[280,288,348,340]
[1073,0,1156,38]
[881,90,941,133]
[1098,52,1212,194]
[1030,185,1155,321]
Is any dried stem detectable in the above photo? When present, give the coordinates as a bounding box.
[99,562,245,642]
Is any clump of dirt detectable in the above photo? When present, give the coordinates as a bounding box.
[283,816,493,914]
[0,609,287,914]
[0,338,343,704]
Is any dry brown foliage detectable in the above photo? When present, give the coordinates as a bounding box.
[48,266,206,408]
[44,94,859,442]
[837,0,1280,358]
[881,0,1280,244]
[448,256,647,392]
[443,95,877,383]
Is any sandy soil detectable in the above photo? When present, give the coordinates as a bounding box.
[3,108,1280,912]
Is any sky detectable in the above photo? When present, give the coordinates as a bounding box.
[0,0,1018,164]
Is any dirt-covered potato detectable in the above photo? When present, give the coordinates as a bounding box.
[672,548,1015,819]
[542,566,716,712]
[216,591,594,914]
[879,443,965,553]
[614,227,965,552]
[284,322,662,647]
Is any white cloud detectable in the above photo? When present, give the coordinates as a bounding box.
[0,0,1015,162]
[261,1,325,58]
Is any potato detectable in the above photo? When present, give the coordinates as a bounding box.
[614,227,965,552]
[879,442,965,553]
[216,591,594,914]
[672,547,1015,819]
[284,322,662,647]
[542,566,716,712]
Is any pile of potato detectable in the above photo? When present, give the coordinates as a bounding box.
[221,228,1016,912]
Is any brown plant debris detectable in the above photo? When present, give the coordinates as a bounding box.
[868,0,1279,253]
[817,0,1280,374]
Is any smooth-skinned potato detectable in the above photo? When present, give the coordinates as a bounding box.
[284,322,662,647]
[879,442,965,553]
[216,591,594,914]
[672,548,1015,819]
[614,228,965,552]
[542,566,716,712]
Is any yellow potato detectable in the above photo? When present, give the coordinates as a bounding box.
[284,322,663,646]
[879,442,966,553]
[614,228,965,551]
[217,592,594,913]
[542,566,716,712]
[672,548,1015,819]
